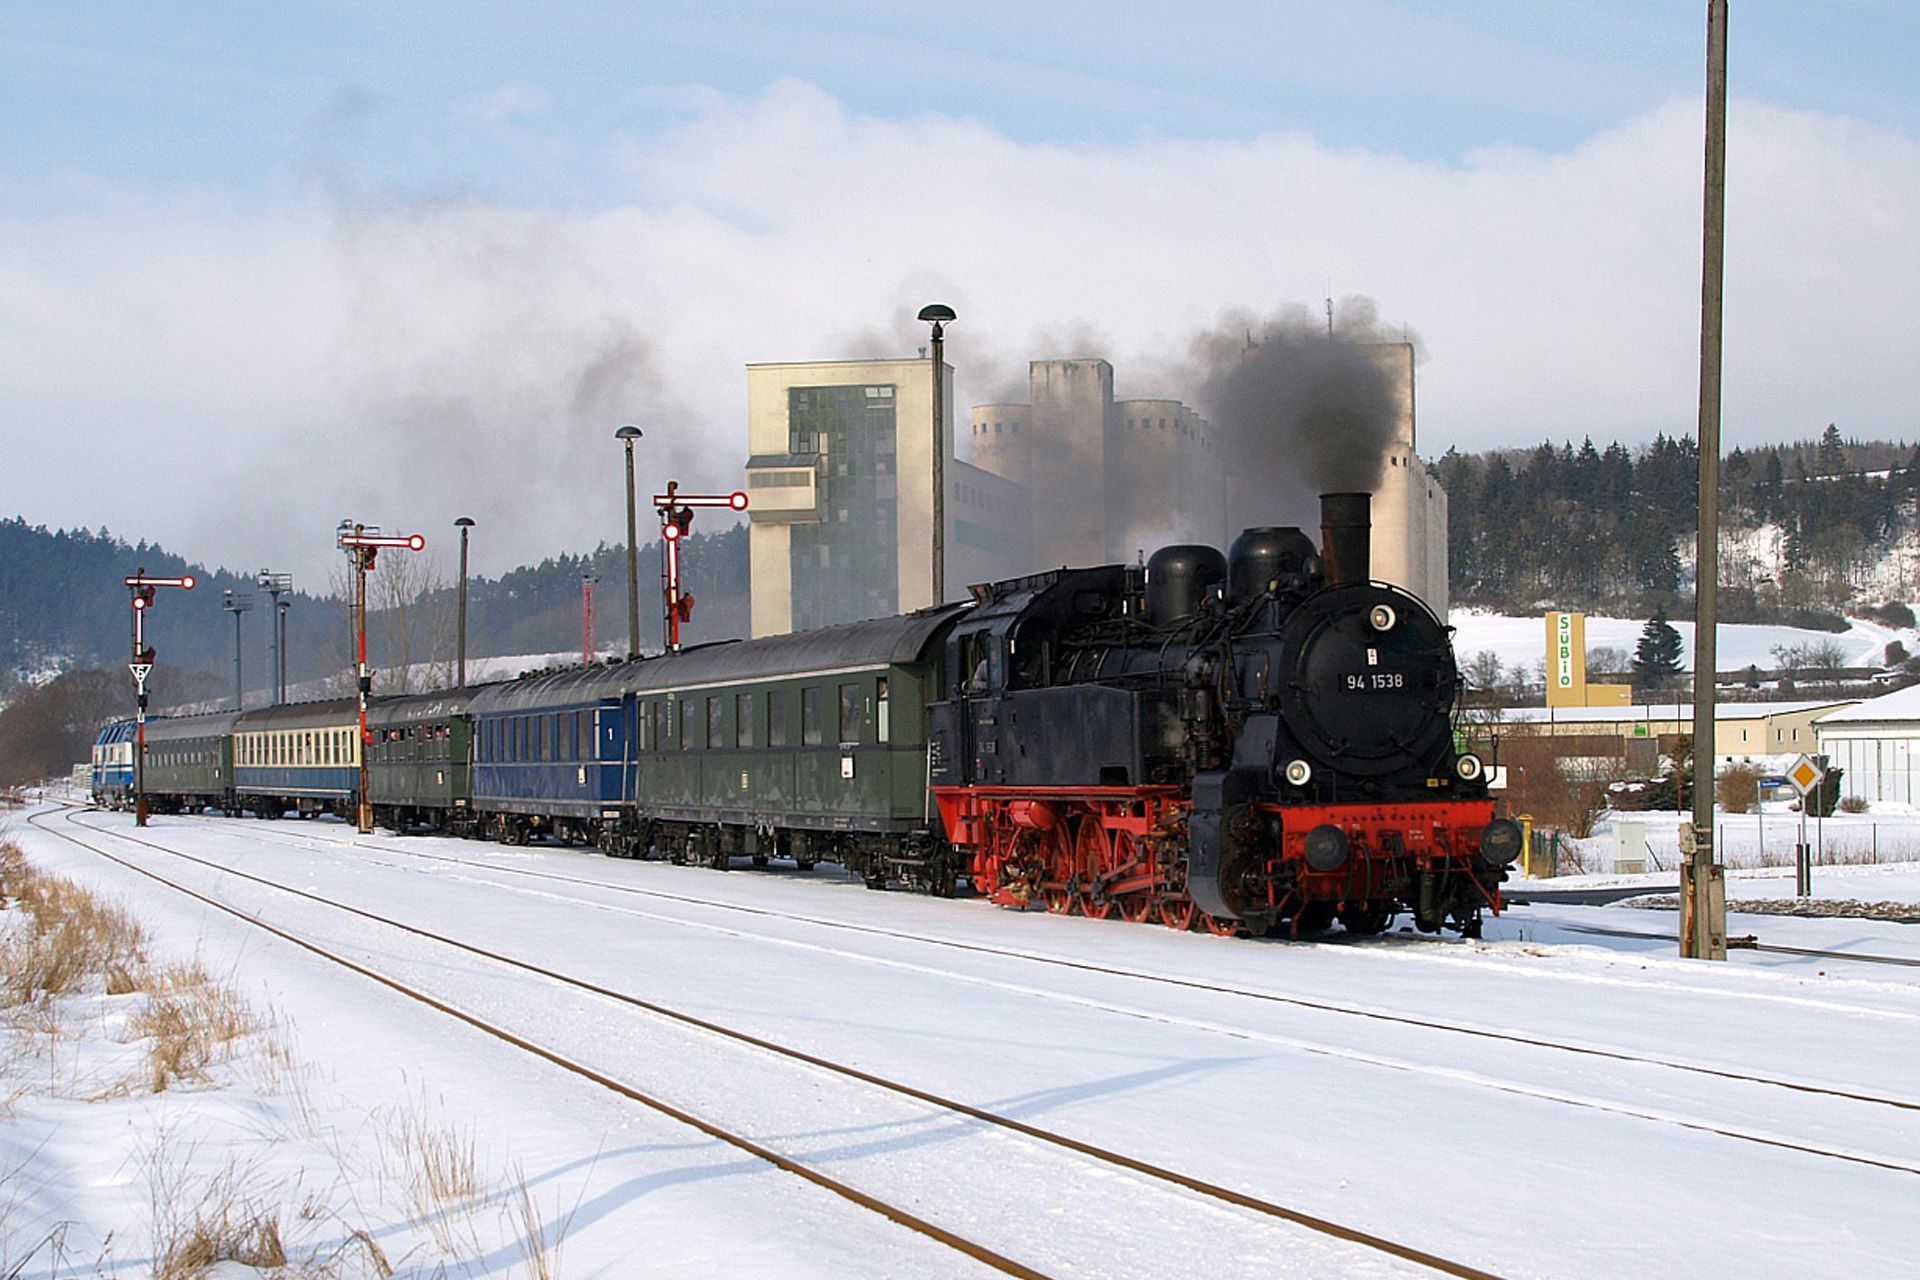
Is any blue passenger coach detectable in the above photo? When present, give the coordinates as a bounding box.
[467,667,630,845]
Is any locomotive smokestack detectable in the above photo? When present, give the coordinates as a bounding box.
[1319,492,1371,586]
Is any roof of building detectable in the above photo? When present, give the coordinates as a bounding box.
[1501,699,1854,725]
[1813,683,1920,725]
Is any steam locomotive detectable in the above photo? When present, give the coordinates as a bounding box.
[930,492,1516,937]
[94,492,1516,938]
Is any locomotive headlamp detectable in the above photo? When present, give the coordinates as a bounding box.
[1455,753,1485,781]
[1368,603,1397,632]
[1303,824,1349,872]
[1282,758,1313,787]
[1479,817,1524,866]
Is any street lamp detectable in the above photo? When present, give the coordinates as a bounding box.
[455,517,475,687]
[917,304,956,606]
[255,571,293,704]
[616,424,644,659]
[222,589,253,712]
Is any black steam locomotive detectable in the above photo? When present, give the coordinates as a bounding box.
[930,492,1518,936]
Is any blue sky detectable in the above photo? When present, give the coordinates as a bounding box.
[7,2,1915,211]
[3,3,1917,578]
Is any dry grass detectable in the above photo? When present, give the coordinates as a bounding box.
[128,963,259,1092]
[0,840,148,1008]
[507,1166,567,1280]
[379,1095,485,1256]
[147,1145,289,1280]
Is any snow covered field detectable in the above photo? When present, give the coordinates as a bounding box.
[1449,609,1915,674]
[5,800,1919,1277]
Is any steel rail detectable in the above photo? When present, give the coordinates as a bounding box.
[26,808,1046,1280]
[198,812,1920,1117]
[49,807,1508,1280]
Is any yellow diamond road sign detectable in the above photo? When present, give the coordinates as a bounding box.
[1787,754,1824,796]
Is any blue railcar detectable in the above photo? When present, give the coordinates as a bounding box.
[467,667,631,845]
[91,720,136,808]
[232,698,361,818]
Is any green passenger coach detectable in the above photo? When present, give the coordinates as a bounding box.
[621,604,966,890]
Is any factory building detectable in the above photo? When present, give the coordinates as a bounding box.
[744,346,1449,638]
[970,359,1227,566]
[742,358,1031,639]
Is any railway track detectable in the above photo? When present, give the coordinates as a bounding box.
[1554,921,1920,970]
[196,811,1920,1122]
[31,805,1507,1280]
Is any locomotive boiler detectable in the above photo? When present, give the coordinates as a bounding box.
[928,492,1519,937]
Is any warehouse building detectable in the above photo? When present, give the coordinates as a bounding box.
[1814,685,1920,805]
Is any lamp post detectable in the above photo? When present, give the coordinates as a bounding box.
[256,571,293,704]
[222,589,253,711]
[917,304,955,607]
[124,568,195,826]
[338,522,425,834]
[616,425,643,659]
[455,517,475,686]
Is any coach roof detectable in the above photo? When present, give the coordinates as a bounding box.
[618,604,968,694]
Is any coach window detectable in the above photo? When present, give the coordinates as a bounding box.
[575,711,589,760]
[681,699,699,750]
[801,687,823,746]
[768,689,790,748]
[838,682,865,745]
[707,696,723,748]
[876,677,890,743]
[735,692,754,748]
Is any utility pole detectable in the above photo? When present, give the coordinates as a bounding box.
[222,589,253,711]
[455,517,475,686]
[337,523,425,834]
[1683,0,1730,962]
[917,304,955,607]
[651,482,748,653]
[124,569,195,826]
[616,424,643,659]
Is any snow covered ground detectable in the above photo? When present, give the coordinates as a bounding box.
[5,799,1919,1277]
[1450,609,1916,674]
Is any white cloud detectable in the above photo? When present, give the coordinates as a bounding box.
[1,80,1915,581]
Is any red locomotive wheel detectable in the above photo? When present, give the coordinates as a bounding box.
[1079,894,1114,920]
[1199,913,1241,937]
[1042,887,1075,914]
[1119,896,1154,924]
[1158,900,1196,931]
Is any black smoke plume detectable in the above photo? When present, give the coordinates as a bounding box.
[1184,298,1416,536]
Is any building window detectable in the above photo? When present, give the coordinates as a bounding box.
[736,693,754,748]
[801,687,823,746]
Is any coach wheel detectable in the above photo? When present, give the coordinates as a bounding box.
[795,859,817,872]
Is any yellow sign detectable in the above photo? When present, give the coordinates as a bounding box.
[1545,612,1587,708]
[1787,754,1824,795]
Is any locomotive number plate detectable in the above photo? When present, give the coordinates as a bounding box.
[1345,672,1405,691]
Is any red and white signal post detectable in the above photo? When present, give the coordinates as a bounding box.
[124,568,195,826]
[652,482,747,653]
[337,523,425,833]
